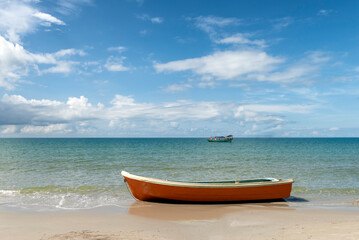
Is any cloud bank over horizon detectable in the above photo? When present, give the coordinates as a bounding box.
[0,93,320,137]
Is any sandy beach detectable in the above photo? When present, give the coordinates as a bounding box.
[1,200,358,240]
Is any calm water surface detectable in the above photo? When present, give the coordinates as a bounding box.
[0,138,358,209]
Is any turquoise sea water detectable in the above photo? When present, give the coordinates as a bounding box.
[0,138,358,209]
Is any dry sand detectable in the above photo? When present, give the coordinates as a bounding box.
[0,201,358,240]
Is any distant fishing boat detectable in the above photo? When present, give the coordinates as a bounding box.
[207,135,233,142]
[122,171,294,202]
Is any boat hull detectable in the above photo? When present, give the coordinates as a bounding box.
[207,139,232,142]
[122,171,293,202]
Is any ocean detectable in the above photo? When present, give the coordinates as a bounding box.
[0,138,358,210]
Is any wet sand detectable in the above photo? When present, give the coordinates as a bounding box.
[0,201,359,240]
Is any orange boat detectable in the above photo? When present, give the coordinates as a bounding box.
[121,171,294,202]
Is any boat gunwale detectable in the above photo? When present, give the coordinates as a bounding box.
[121,171,294,189]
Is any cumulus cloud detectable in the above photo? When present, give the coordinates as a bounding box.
[0,0,65,43]
[20,124,71,134]
[0,94,314,136]
[1,125,17,134]
[0,35,52,89]
[0,94,101,127]
[154,50,284,81]
[0,35,86,88]
[0,1,88,89]
[2,94,62,106]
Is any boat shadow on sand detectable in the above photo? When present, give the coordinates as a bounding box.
[127,196,309,221]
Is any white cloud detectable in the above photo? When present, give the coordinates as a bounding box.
[191,16,241,32]
[188,15,241,40]
[318,9,334,16]
[234,106,286,123]
[249,64,317,83]
[0,94,101,126]
[0,94,314,136]
[104,56,129,72]
[135,0,144,6]
[0,1,38,43]
[240,104,313,114]
[246,51,330,84]
[150,17,163,24]
[2,94,62,106]
[43,61,78,74]
[164,83,192,92]
[329,127,339,131]
[110,95,136,106]
[139,29,148,35]
[155,50,284,81]
[0,1,88,89]
[0,35,46,89]
[271,125,282,131]
[54,49,86,57]
[107,46,127,53]
[170,122,179,128]
[33,12,65,26]
[306,51,331,63]
[137,14,163,24]
[54,0,94,15]
[1,125,17,134]
[108,96,221,121]
[0,1,65,43]
[216,33,266,48]
[0,36,86,88]
[272,17,293,31]
[198,80,217,88]
[20,124,71,134]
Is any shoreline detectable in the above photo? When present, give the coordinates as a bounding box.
[2,194,358,212]
[1,200,358,240]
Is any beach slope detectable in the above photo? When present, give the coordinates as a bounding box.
[1,203,358,240]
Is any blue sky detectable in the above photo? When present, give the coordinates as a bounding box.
[0,0,358,137]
